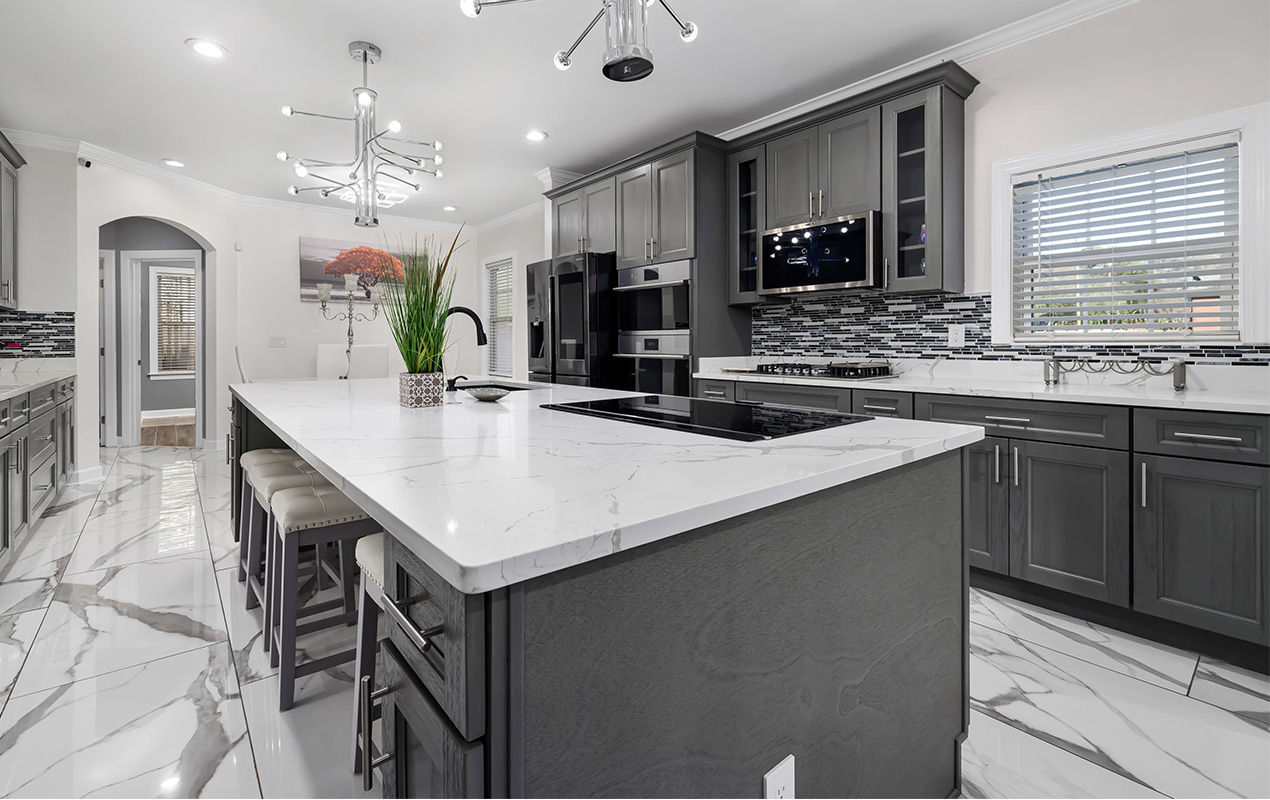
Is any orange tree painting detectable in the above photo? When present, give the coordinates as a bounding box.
[298,236,406,302]
[324,245,404,298]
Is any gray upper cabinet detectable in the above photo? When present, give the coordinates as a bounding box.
[765,128,818,228]
[615,164,652,270]
[552,177,616,257]
[0,157,17,310]
[1135,454,1269,644]
[551,190,584,257]
[881,85,964,293]
[819,107,881,219]
[727,146,764,306]
[616,151,695,268]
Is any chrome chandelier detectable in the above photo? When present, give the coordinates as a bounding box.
[277,41,444,227]
[459,0,697,82]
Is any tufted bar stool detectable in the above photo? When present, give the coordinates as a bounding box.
[351,533,385,782]
[236,449,295,545]
[268,484,379,710]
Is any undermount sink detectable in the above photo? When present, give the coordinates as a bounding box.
[458,383,533,392]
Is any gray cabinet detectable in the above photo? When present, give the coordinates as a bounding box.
[0,428,14,557]
[881,85,964,293]
[615,164,652,270]
[553,179,617,257]
[695,379,735,402]
[551,190,584,257]
[0,157,16,310]
[1009,441,1131,607]
[727,146,764,306]
[851,388,913,419]
[765,108,881,229]
[765,128,817,228]
[1135,454,1269,644]
[5,425,28,546]
[733,381,851,413]
[963,436,1009,574]
[617,151,696,268]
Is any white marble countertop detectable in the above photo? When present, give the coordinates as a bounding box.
[0,370,76,404]
[230,378,983,594]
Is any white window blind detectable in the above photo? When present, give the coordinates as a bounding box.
[1011,137,1240,340]
[484,258,514,376]
[151,267,196,374]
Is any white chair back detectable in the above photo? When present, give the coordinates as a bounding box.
[235,346,251,383]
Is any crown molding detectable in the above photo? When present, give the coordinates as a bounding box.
[716,0,1144,141]
[534,167,583,189]
[469,201,544,235]
[1,129,82,154]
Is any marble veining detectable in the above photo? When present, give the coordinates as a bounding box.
[0,609,45,708]
[1190,658,1270,726]
[231,379,983,593]
[0,369,75,404]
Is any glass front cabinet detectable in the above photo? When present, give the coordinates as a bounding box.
[727,145,765,305]
[881,85,965,294]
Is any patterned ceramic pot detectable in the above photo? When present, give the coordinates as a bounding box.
[399,371,444,408]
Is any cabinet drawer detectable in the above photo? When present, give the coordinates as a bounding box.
[1134,409,1269,466]
[734,381,851,412]
[27,383,57,419]
[28,453,57,521]
[55,378,74,405]
[384,535,486,741]
[915,394,1129,450]
[7,393,29,429]
[27,411,55,468]
[695,380,735,402]
[852,389,913,419]
[0,398,10,437]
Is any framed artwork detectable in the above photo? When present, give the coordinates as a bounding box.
[298,236,403,303]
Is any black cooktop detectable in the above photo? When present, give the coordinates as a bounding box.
[542,395,871,442]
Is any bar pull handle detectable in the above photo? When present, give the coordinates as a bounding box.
[985,415,1031,425]
[1173,431,1243,444]
[994,444,1000,484]
[33,483,52,491]
[808,191,814,220]
[1013,446,1019,487]
[360,676,397,792]
[37,434,52,442]
[703,390,726,398]
[818,189,824,217]
[384,593,445,653]
[1141,461,1147,508]
[649,239,656,260]
[862,404,896,413]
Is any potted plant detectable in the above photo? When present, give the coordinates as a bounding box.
[376,228,464,408]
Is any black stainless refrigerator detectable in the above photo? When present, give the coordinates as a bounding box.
[526,254,617,387]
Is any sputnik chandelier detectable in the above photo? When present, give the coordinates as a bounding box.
[459,0,697,82]
[277,41,443,227]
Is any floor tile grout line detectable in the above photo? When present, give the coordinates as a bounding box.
[4,638,228,703]
[1184,654,1201,697]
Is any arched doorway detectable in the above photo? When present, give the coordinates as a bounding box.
[99,217,210,448]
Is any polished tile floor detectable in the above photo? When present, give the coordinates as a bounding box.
[0,446,1265,798]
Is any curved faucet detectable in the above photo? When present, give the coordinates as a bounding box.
[446,306,488,346]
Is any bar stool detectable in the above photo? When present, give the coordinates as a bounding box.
[351,533,385,781]
[268,484,378,710]
[236,449,295,545]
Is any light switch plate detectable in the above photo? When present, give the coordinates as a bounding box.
[764,754,795,799]
[269,337,286,348]
[948,323,966,347]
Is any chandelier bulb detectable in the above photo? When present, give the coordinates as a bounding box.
[553,51,571,71]
[281,105,293,117]
[459,0,481,17]
[434,169,444,179]
[293,163,308,178]
[286,185,299,196]
[378,193,386,201]
[357,91,373,106]
[388,120,402,133]
[275,150,288,162]
[433,154,443,166]
[320,190,330,198]
[433,141,443,152]
[680,21,698,42]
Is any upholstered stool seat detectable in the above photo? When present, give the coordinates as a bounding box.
[239,448,295,471]
[268,485,378,711]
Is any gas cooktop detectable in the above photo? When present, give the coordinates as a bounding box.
[542,395,871,442]
[746,360,893,380]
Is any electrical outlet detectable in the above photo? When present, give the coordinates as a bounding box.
[948,323,966,348]
[764,755,795,799]
[269,337,287,348]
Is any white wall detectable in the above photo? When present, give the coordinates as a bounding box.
[15,147,76,311]
[962,0,1270,293]
[472,208,546,380]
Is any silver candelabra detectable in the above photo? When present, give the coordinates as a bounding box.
[317,274,383,379]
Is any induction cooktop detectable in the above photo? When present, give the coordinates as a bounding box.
[541,395,871,442]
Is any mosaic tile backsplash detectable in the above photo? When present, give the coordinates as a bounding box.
[0,310,75,358]
[752,292,1270,366]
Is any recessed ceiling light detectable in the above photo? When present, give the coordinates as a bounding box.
[185,38,227,58]
[525,130,548,142]
[442,206,457,212]
[162,159,185,168]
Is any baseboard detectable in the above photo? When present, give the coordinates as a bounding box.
[70,465,104,484]
[141,407,195,420]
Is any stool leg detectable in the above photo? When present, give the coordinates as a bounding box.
[268,516,281,664]
[339,538,358,621]
[278,531,300,711]
[244,497,265,610]
[236,477,252,581]
[351,573,381,772]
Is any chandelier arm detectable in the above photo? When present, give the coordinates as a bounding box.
[372,145,421,164]
[559,8,606,66]
[293,156,359,168]
[381,135,440,149]
[307,174,358,189]
[480,0,540,9]
[655,0,691,33]
[377,155,425,173]
[373,169,422,190]
[287,109,360,123]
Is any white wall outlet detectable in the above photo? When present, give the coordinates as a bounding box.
[269,336,286,348]
[948,323,966,347]
[764,754,795,799]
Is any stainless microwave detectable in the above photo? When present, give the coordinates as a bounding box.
[758,211,879,296]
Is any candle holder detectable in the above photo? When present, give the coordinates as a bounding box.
[317,276,382,379]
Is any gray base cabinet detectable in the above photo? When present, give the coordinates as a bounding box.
[733,381,851,413]
[1135,454,1269,644]
[963,436,1009,574]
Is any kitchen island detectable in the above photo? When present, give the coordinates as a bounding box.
[230,378,983,798]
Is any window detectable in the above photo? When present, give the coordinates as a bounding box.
[149,266,196,375]
[992,105,1268,344]
[484,257,514,376]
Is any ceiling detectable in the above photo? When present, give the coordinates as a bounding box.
[0,0,1071,224]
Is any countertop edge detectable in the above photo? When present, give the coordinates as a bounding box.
[0,371,77,404]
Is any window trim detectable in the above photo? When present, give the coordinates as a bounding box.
[481,251,517,378]
[991,103,1269,345]
[148,264,197,377]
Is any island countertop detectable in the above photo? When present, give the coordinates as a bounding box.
[230,378,983,593]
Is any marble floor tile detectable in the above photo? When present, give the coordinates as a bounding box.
[962,709,1166,799]
[970,588,1199,692]
[0,609,46,707]
[0,531,79,617]
[97,469,199,511]
[239,671,378,799]
[30,482,102,536]
[12,552,228,697]
[1190,658,1270,726]
[0,643,260,799]
[106,446,197,474]
[215,568,360,687]
[971,625,1270,798]
[66,493,208,574]
[204,512,238,573]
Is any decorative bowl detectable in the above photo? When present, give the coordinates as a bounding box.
[464,386,512,403]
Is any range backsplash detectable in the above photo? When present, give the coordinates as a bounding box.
[0,310,75,358]
[751,292,1270,366]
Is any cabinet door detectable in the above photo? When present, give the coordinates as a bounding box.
[1009,441,1130,606]
[727,146,764,306]
[581,177,616,254]
[6,431,27,542]
[1136,455,1269,644]
[615,164,652,270]
[650,150,694,263]
[552,188,584,257]
[881,86,944,293]
[765,128,818,228]
[0,432,11,555]
[819,107,880,219]
[964,436,1009,574]
[0,161,16,309]
[733,381,851,413]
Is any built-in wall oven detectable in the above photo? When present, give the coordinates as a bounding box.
[613,259,692,396]
[759,211,879,296]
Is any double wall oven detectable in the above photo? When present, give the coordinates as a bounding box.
[613,259,692,396]
[527,253,616,387]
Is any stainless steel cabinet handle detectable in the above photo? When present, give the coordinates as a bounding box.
[1173,431,1243,444]
[225,433,232,465]
[703,389,726,398]
[862,404,896,413]
[808,191,814,220]
[7,441,18,472]
[360,676,397,792]
[649,239,656,260]
[985,415,1030,425]
[994,444,1000,484]
[818,189,824,217]
[384,593,444,653]
[0,416,9,426]
[1013,446,1019,487]
[1141,462,1147,507]
[37,434,52,441]
[34,483,52,491]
